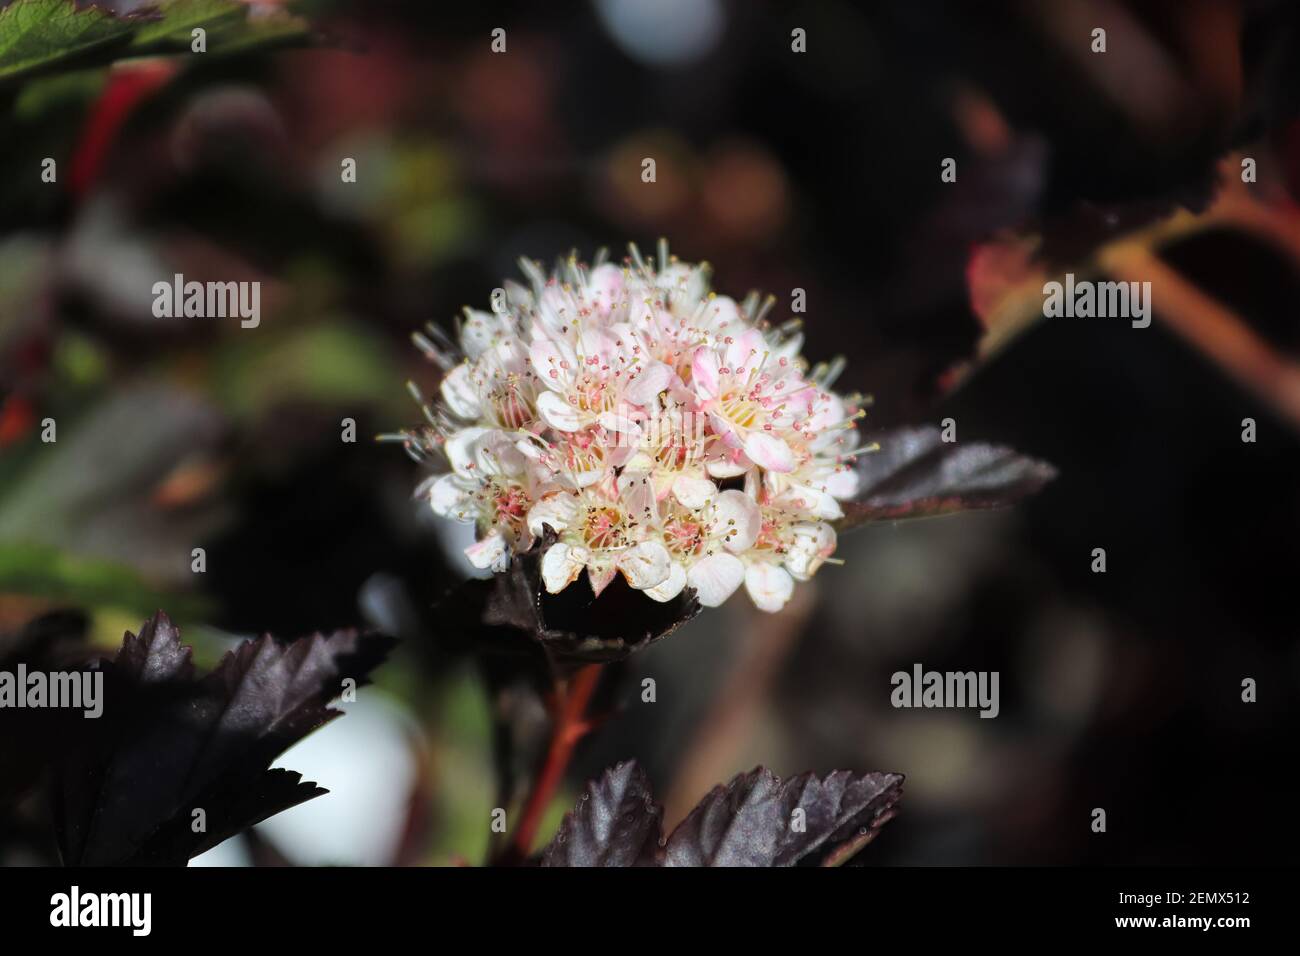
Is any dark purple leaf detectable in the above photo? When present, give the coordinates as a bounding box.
[540,761,903,867]
[436,541,700,668]
[114,609,194,683]
[52,611,396,866]
[663,767,904,868]
[838,425,1056,529]
[540,761,662,867]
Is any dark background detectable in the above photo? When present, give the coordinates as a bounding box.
[2,0,1299,865]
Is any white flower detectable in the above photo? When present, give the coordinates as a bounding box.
[784,521,838,581]
[533,475,670,597]
[644,489,760,608]
[423,427,536,568]
[399,242,869,612]
[744,561,795,613]
[689,328,805,473]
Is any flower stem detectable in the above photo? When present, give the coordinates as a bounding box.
[506,663,603,862]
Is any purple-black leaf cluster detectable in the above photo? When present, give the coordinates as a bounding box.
[3,610,395,866]
[541,761,904,868]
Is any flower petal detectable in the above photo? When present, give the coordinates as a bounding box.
[616,540,671,590]
[588,563,618,597]
[596,409,642,439]
[823,465,859,500]
[672,474,718,510]
[644,561,688,603]
[459,309,504,360]
[569,463,608,489]
[537,390,584,432]
[474,430,526,477]
[687,553,745,607]
[743,431,796,473]
[464,530,509,572]
[744,562,794,613]
[586,263,625,316]
[803,390,846,436]
[691,346,721,399]
[576,326,614,364]
[429,474,474,522]
[527,492,579,537]
[705,453,749,479]
[444,426,490,477]
[725,328,766,373]
[623,360,674,407]
[541,543,588,594]
[706,409,743,445]
[439,363,481,419]
[779,482,843,520]
[712,489,761,553]
[785,522,837,581]
[700,295,741,334]
[528,337,574,392]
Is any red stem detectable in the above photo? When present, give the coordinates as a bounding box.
[508,664,602,861]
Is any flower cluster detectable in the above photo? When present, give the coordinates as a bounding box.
[398,243,869,613]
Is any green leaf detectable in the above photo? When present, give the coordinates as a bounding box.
[0,0,139,82]
[0,0,311,85]
[129,0,246,48]
[130,0,308,56]
[0,541,208,618]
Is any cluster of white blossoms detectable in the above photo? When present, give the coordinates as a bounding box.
[401,242,869,613]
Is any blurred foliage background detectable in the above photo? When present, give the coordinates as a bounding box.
[2,0,1300,865]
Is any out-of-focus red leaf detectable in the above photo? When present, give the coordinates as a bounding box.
[69,61,177,199]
